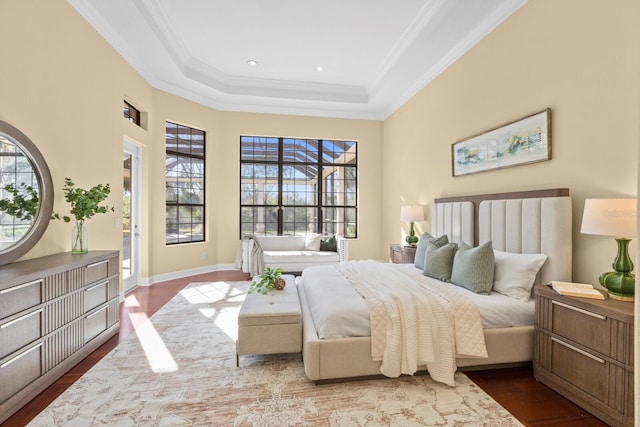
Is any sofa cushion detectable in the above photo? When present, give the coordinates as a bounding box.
[263,250,340,265]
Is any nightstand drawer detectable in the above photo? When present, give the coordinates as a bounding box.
[551,300,609,356]
[551,336,607,403]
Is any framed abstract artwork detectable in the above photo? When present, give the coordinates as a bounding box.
[452,109,551,177]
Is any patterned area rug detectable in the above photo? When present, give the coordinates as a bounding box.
[29,281,522,426]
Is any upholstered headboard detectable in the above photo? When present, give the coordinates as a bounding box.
[432,188,572,284]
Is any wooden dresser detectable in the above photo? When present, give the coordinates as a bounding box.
[390,244,416,264]
[534,284,634,427]
[0,251,120,423]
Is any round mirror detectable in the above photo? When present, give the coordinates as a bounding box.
[0,120,53,266]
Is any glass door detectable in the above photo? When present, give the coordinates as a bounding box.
[123,141,141,293]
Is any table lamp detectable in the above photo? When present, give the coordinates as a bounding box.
[580,198,637,301]
[400,205,424,246]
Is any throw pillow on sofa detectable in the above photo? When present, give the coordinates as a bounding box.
[320,235,338,252]
[305,233,322,251]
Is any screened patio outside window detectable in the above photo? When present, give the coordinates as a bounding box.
[240,136,357,238]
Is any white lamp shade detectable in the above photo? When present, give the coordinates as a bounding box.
[400,205,424,222]
[580,198,637,238]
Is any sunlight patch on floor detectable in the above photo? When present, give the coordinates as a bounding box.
[124,293,141,307]
[180,281,245,305]
[129,312,178,373]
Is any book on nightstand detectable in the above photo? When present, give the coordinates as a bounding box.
[547,281,605,300]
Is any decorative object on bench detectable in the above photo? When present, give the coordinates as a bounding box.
[400,205,424,246]
[237,234,349,274]
[580,198,637,301]
[51,177,114,254]
[249,267,286,294]
[237,275,302,366]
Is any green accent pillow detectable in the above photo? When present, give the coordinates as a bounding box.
[414,233,448,269]
[450,241,495,294]
[423,241,458,281]
[320,235,338,252]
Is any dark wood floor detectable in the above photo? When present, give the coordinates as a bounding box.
[1,270,607,427]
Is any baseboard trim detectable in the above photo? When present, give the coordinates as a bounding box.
[144,263,238,287]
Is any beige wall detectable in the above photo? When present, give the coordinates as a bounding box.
[383,0,640,284]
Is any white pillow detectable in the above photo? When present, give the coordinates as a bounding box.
[493,250,547,301]
[304,233,322,251]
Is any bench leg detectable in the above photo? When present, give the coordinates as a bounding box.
[236,353,239,367]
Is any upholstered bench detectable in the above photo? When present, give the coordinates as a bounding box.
[236,275,302,366]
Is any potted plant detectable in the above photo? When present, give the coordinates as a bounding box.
[0,183,39,222]
[249,267,286,294]
[52,177,114,254]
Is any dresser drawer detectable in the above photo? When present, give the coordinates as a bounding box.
[0,309,42,359]
[0,343,42,404]
[0,279,43,320]
[85,259,110,285]
[84,304,109,344]
[84,281,108,312]
[551,300,609,356]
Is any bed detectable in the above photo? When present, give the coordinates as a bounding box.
[297,188,572,383]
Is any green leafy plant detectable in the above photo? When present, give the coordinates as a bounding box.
[249,267,285,294]
[52,178,114,224]
[51,178,114,253]
[0,183,39,221]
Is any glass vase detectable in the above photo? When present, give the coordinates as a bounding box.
[72,221,88,254]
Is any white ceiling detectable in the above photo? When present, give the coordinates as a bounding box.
[68,0,526,120]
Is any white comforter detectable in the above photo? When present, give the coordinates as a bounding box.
[305,261,487,386]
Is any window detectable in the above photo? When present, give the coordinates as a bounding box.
[240,136,357,238]
[123,100,140,126]
[165,121,205,245]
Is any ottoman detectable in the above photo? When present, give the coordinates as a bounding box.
[236,275,302,366]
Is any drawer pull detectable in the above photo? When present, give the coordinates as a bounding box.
[85,305,108,319]
[0,279,43,295]
[85,281,108,292]
[1,309,43,329]
[87,260,109,269]
[1,343,42,369]
[552,300,606,320]
[551,337,605,364]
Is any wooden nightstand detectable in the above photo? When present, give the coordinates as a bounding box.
[389,244,416,264]
[534,284,634,427]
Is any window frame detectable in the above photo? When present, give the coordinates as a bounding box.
[123,100,140,126]
[239,136,357,238]
[165,121,206,245]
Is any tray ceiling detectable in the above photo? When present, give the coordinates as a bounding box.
[68,0,526,119]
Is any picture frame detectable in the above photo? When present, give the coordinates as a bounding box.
[452,108,551,177]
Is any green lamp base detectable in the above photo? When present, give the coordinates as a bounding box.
[598,237,635,302]
[405,222,418,246]
[599,271,635,301]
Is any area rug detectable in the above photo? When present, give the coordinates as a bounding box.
[29,281,522,427]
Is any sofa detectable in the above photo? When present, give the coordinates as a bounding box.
[238,234,349,274]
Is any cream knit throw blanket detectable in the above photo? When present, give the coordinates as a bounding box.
[340,261,487,386]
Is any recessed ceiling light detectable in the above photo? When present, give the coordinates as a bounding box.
[315,65,324,72]
[247,60,259,67]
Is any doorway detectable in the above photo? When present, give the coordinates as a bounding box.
[123,140,141,293]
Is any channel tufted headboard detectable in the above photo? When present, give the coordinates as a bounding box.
[432,188,572,285]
